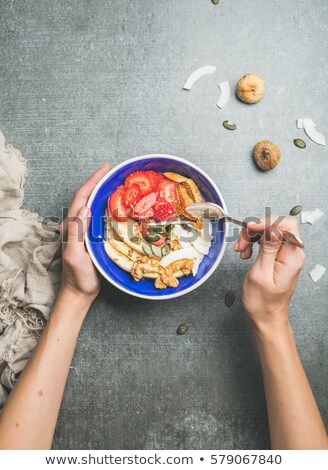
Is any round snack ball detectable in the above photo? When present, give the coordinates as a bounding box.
[236,73,265,104]
[253,141,281,171]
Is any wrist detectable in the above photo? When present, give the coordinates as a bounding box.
[52,287,95,325]
[252,318,293,345]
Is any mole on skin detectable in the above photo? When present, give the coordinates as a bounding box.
[15,423,19,428]
[38,390,44,396]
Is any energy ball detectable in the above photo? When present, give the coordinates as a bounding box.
[253,141,281,171]
[236,73,265,104]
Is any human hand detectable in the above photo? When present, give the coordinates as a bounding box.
[60,163,110,304]
[234,215,305,332]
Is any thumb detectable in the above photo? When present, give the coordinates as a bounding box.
[256,226,283,270]
[67,206,90,246]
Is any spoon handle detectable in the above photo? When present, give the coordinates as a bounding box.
[224,217,304,249]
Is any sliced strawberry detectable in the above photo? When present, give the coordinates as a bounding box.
[154,198,175,221]
[134,192,157,215]
[136,207,155,220]
[125,171,157,196]
[123,183,141,208]
[158,178,177,204]
[109,186,129,221]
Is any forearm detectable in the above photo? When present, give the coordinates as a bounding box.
[0,290,91,449]
[254,319,328,450]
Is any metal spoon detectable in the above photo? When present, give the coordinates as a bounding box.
[186,202,304,249]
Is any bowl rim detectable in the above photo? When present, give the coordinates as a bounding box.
[86,154,228,300]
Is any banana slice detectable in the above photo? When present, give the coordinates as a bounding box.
[109,239,142,262]
[163,172,203,203]
[104,241,134,272]
[111,220,145,254]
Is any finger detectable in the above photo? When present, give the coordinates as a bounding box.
[234,227,262,252]
[240,244,253,260]
[65,206,90,253]
[68,163,111,218]
[256,226,284,270]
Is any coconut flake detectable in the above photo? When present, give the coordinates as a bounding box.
[174,225,211,254]
[183,66,216,90]
[309,264,326,283]
[192,258,202,276]
[301,210,312,224]
[216,81,230,109]
[306,208,324,225]
[302,118,326,146]
[296,118,304,129]
[159,247,197,268]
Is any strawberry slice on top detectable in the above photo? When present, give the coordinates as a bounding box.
[133,192,157,216]
[123,183,141,208]
[157,177,177,204]
[125,171,157,196]
[109,185,129,221]
[153,198,175,221]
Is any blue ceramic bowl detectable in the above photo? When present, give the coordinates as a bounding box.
[86,154,228,300]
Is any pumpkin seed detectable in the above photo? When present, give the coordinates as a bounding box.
[181,222,193,232]
[293,138,306,149]
[161,244,171,257]
[165,224,174,234]
[211,0,220,5]
[151,244,163,258]
[223,120,237,131]
[290,205,302,216]
[130,236,141,244]
[177,323,189,335]
[145,232,161,243]
[142,243,153,257]
[152,224,165,233]
[225,290,235,307]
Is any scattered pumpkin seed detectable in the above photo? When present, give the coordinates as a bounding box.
[145,232,161,243]
[161,244,171,257]
[293,138,306,149]
[142,243,153,257]
[211,0,220,5]
[151,244,163,258]
[177,323,189,335]
[223,120,237,131]
[290,205,302,216]
[130,236,141,244]
[225,290,235,307]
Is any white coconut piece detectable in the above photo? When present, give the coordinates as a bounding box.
[301,210,312,224]
[191,237,211,255]
[296,118,305,129]
[192,258,202,277]
[216,81,230,109]
[306,208,324,225]
[159,247,196,268]
[303,118,326,146]
[309,264,326,283]
[183,65,216,90]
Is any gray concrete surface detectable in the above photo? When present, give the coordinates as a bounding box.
[0,0,327,450]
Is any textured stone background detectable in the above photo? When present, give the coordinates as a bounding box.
[0,0,327,450]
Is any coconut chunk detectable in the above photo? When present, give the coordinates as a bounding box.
[183,66,216,90]
[216,81,230,109]
[306,208,324,225]
[309,264,327,283]
[301,210,312,224]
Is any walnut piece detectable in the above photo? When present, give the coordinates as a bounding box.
[253,140,281,171]
[236,73,265,104]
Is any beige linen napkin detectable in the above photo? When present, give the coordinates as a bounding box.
[0,131,61,407]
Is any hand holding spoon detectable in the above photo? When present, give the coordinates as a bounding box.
[186,202,304,249]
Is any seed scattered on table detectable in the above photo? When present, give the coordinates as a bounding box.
[290,205,302,216]
[225,290,235,307]
[293,138,306,149]
[177,323,189,335]
[223,120,237,131]
[211,0,220,5]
